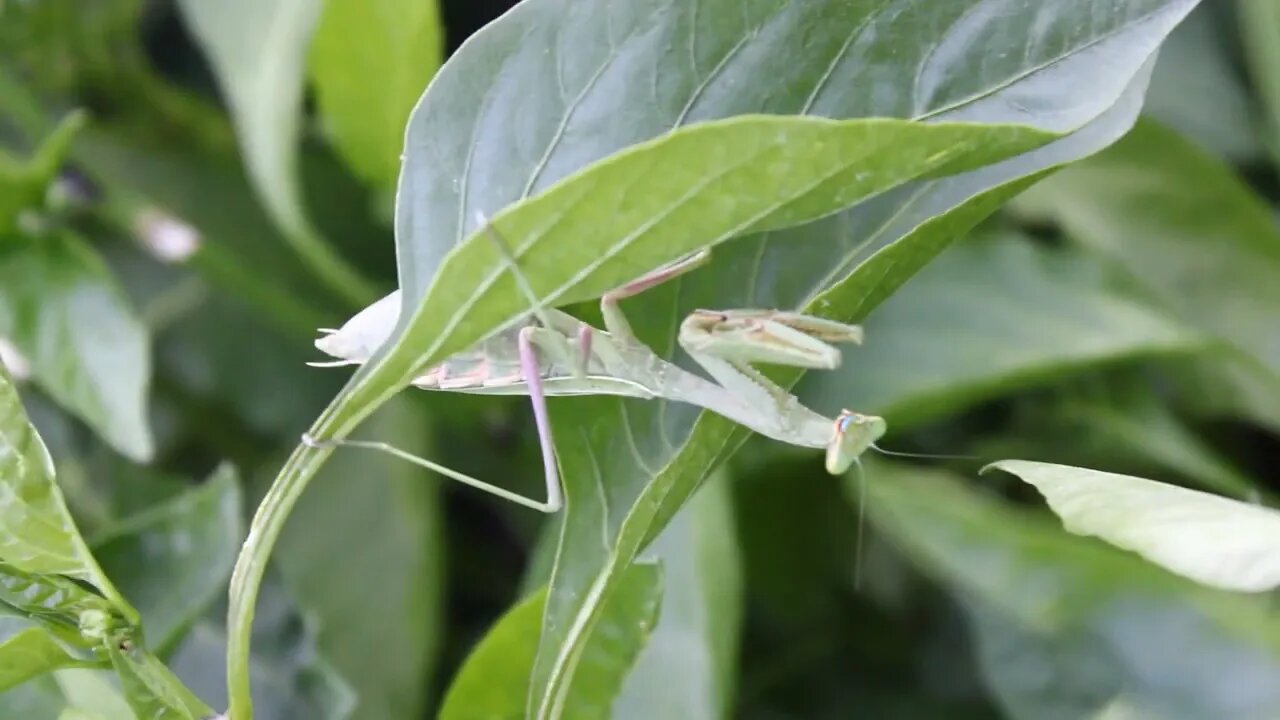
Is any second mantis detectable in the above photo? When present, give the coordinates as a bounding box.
[309,215,886,511]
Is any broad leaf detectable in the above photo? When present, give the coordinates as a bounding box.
[613,474,741,720]
[438,590,545,720]
[798,234,1203,427]
[107,643,210,720]
[277,398,442,720]
[0,231,153,462]
[172,0,317,242]
[513,5,1194,715]
[0,564,119,654]
[0,362,125,608]
[440,562,663,720]
[864,462,1280,719]
[0,618,90,693]
[173,0,373,302]
[377,115,1052,391]
[308,0,443,192]
[248,3,1197,717]
[93,466,243,652]
[1017,118,1280,430]
[987,460,1280,593]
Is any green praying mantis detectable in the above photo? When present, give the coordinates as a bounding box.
[308,214,887,512]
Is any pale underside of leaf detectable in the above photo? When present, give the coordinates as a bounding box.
[988,460,1280,593]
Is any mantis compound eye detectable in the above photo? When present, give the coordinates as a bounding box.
[827,410,887,474]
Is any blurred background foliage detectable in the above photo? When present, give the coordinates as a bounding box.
[0,0,1278,718]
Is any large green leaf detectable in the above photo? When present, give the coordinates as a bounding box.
[613,474,741,720]
[987,460,1280,593]
[512,6,1194,716]
[0,618,91,693]
[277,398,442,720]
[0,564,118,657]
[439,561,662,720]
[1017,118,1280,430]
[438,589,545,720]
[379,115,1051,389]
[107,642,210,720]
[238,113,1055,717]
[439,568,665,720]
[798,234,1203,427]
[0,363,126,611]
[173,0,374,303]
[863,462,1280,719]
[92,466,243,653]
[235,3,1198,717]
[0,231,152,461]
[308,0,443,192]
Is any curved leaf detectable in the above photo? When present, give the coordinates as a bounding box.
[0,362,125,611]
[0,619,91,693]
[273,4,1198,718]
[986,460,1280,593]
[173,0,318,242]
[173,0,375,302]
[0,232,153,461]
[377,115,1051,389]
[865,462,1280,719]
[308,0,443,191]
[107,643,210,720]
[438,590,545,720]
[440,562,663,720]
[508,5,1193,716]
[0,564,118,652]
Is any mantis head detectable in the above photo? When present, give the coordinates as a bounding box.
[311,290,401,365]
[825,410,886,474]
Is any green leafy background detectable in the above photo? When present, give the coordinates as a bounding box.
[4,0,1280,718]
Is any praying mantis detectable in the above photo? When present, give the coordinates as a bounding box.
[309,215,886,512]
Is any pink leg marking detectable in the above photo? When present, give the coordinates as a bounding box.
[518,327,560,500]
[577,324,594,373]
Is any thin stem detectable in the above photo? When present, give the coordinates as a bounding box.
[225,358,407,719]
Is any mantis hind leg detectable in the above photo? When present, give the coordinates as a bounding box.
[302,325,564,513]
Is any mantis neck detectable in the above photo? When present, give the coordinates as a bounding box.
[656,359,832,449]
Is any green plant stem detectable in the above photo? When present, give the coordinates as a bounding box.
[225,346,421,719]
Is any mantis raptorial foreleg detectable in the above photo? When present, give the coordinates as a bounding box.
[311,214,887,510]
